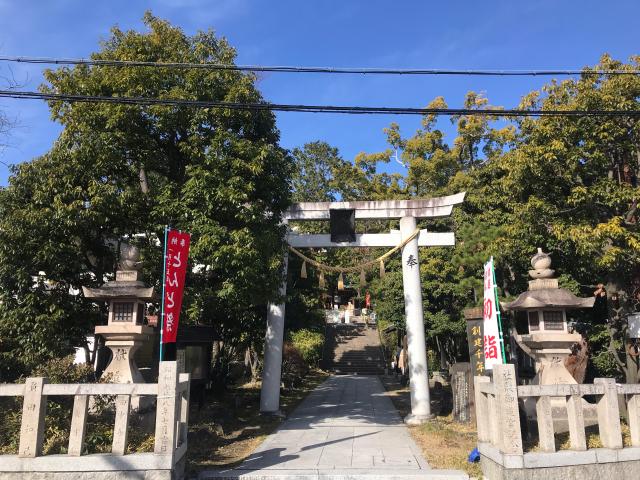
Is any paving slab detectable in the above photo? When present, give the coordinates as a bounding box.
[200,375,467,480]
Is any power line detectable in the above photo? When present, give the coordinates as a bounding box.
[2,89,639,118]
[1,55,640,77]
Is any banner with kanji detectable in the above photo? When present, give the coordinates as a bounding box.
[161,229,190,344]
[483,257,504,370]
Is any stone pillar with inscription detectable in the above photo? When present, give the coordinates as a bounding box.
[454,307,486,423]
[464,307,485,377]
[451,362,473,423]
[400,215,433,424]
[493,364,523,454]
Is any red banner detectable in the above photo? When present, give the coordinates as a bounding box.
[162,229,190,344]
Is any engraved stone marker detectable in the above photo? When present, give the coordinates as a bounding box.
[451,362,473,423]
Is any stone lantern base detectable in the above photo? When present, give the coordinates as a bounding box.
[95,324,154,411]
[521,332,598,432]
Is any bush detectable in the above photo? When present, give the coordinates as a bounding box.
[32,355,96,383]
[289,329,324,367]
[281,343,307,390]
[1,355,96,454]
[0,352,28,383]
[376,317,398,364]
[0,397,21,454]
[0,355,153,455]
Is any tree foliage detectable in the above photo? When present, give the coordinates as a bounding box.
[292,55,640,377]
[0,13,292,379]
[1,29,639,386]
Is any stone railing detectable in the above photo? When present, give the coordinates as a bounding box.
[474,363,640,480]
[0,361,190,480]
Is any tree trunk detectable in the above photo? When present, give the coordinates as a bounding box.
[139,167,149,194]
[564,337,589,383]
[625,343,639,384]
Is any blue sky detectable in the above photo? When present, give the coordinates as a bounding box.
[0,0,639,186]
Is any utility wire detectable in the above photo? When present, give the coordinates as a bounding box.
[1,56,640,76]
[2,90,640,117]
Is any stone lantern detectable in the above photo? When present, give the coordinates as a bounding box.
[503,248,596,429]
[83,244,155,389]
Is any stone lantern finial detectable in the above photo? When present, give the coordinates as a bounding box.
[116,243,143,282]
[529,247,554,279]
[119,242,142,272]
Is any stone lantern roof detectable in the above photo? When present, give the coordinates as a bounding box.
[82,276,154,301]
[82,243,155,300]
[502,248,594,311]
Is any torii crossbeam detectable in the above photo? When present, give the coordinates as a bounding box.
[260,192,466,424]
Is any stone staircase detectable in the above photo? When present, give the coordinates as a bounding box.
[324,323,386,375]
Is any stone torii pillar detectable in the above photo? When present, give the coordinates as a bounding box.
[259,194,466,421]
[260,253,288,415]
[400,215,433,423]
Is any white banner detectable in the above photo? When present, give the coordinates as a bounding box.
[483,257,503,370]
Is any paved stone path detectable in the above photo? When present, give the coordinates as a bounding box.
[201,375,467,479]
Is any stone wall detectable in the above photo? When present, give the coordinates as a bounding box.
[481,443,640,480]
[0,362,189,480]
[475,363,640,480]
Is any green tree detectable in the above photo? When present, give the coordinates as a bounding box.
[432,54,640,380]
[492,54,640,381]
[0,13,292,380]
[291,141,350,202]
[285,56,640,380]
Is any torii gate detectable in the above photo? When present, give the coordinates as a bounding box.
[260,192,466,424]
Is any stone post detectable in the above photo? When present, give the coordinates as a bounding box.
[536,395,555,452]
[488,391,501,446]
[594,378,623,449]
[19,377,47,457]
[474,376,491,442]
[68,394,89,456]
[112,394,131,455]
[260,252,288,415]
[179,372,191,445]
[154,361,179,462]
[566,392,587,450]
[628,393,640,447]
[493,364,523,454]
[400,215,432,424]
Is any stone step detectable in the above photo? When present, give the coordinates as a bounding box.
[333,363,385,368]
[334,355,385,360]
[334,354,380,358]
[334,363,385,367]
[333,360,385,367]
[200,468,469,479]
[331,369,385,375]
[334,356,380,359]
[334,351,379,354]
[333,364,385,369]
[325,321,387,376]
[333,365,384,372]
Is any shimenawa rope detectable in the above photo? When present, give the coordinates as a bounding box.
[288,228,420,274]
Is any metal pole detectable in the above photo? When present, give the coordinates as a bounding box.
[159,226,169,362]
